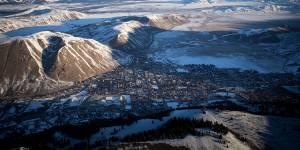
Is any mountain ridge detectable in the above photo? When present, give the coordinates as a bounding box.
[0,31,129,97]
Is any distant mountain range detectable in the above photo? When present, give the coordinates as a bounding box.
[0,6,85,33]
[0,0,57,4]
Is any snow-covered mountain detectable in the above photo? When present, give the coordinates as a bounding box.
[0,0,57,4]
[71,14,188,51]
[0,31,128,97]
[0,0,32,4]
[0,6,85,33]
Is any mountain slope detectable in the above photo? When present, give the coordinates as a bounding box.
[70,14,188,51]
[0,6,85,33]
[0,31,128,97]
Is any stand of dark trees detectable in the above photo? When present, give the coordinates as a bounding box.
[0,111,229,149]
[0,110,171,149]
[121,117,228,142]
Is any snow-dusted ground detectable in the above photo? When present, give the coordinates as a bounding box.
[150,48,284,73]
[213,110,300,150]
[155,133,250,150]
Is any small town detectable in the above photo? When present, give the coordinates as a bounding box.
[0,56,299,140]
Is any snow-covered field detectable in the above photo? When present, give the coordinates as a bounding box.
[150,47,285,73]
[148,11,300,73]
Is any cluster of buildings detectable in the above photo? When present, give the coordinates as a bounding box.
[0,56,299,138]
